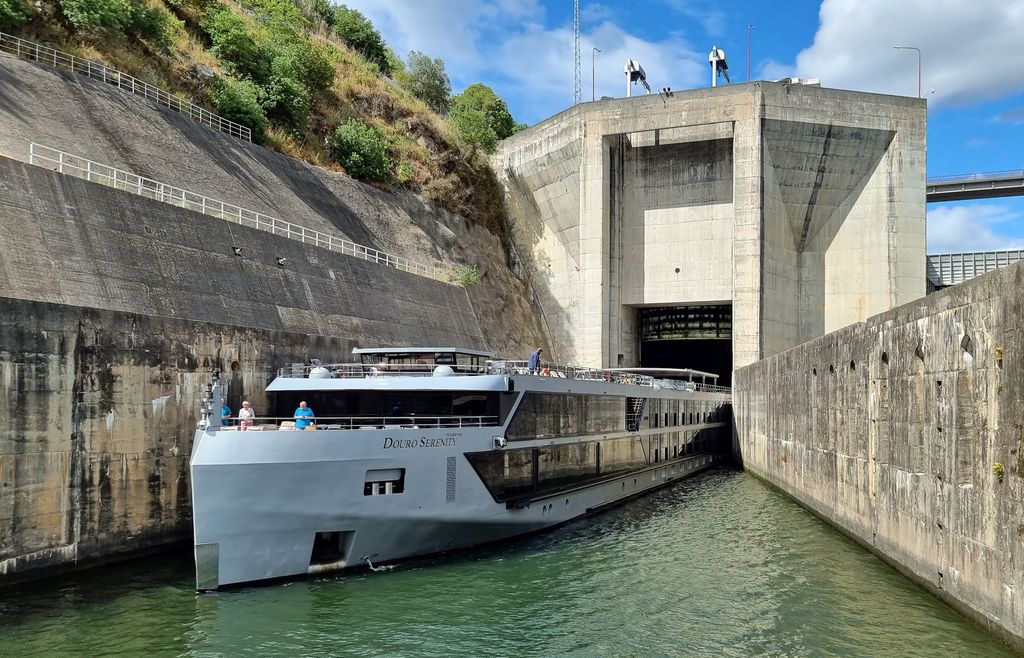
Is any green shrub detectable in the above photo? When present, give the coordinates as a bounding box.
[271,41,334,94]
[126,1,180,44]
[332,5,390,76]
[451,107,496,154]
[397,161,413,184]
[203,8,271,82]
[249,0,305,29]
[58,0,131,31]
[403,51,450,114]
[263,74,310,134]
[455,264,480,286]
[299,0,333,28]
[213,77,268,141]
[331,119,391,181]
[0,0,30,30]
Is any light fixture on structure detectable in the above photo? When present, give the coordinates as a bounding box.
[624,59,651,97]
[709,45,729,86]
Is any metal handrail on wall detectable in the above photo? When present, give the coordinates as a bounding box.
[28,143,453,282]
[0,31,251,142]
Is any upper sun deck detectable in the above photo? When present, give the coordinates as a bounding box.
[273,347,730,394]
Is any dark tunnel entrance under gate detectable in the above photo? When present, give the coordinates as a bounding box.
[638,305,733,386]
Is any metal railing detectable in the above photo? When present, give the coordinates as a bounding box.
[218,415,500,430]
[29,143,453,281]
[928,170,1024,183]
[0,31,251,142]
[278,359,732,393]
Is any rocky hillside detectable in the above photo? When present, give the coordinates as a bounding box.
[0,0,520,235]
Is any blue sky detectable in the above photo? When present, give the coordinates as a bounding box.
[341,0,1024,253]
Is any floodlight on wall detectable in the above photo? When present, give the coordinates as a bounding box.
[624,59,651,97]
[709,45,729,86]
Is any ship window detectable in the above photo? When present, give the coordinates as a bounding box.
[507,393,625,441]
[467,435,651,503]
[363,468,406,495]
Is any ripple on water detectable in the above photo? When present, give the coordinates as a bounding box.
[0,469,1015,657]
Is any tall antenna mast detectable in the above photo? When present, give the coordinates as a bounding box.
[573,0,581,104]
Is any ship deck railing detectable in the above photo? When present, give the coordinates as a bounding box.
[278,362,731,394]
[216,415,501,430]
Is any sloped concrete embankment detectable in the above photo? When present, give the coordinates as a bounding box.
[733,262,1024,650]
[0,54,544,355]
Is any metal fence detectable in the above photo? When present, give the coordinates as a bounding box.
[29,143,452,281]
[926,250,1024,288]
[0,31,251,142]
[928,170,1024,184]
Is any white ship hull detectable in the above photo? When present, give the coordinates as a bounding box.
[191,424,726,589]
[190,351,731,589]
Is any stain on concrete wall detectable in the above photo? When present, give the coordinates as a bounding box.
[734,261,1024,651]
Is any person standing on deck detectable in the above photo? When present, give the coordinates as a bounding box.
[237,400,255,430]
[220,398,232,426]
[528,348,543,374]
[294,400,316,428]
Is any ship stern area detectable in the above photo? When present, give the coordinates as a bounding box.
[190,425,540,590]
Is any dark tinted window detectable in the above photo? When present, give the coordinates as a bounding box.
[507,393,624,440]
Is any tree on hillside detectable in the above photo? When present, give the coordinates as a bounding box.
[332,5,391,76]
[403,51,451,115]
[0,0,30,30]
[451,83,517,139]
[449,83,521,154]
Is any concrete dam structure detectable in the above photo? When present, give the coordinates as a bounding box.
[734,260,1024,651]
[0,54,546,580]
[494,82,926,382]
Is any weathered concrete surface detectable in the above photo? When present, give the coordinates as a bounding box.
[0,157,485,345]
[734,261,1024,651]
[494,82,926,370]
[0,297,353,579]
[0,55,545,356]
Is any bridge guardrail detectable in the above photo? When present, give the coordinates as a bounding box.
[927,170,1024,184]
[28,143,454,282]
[0,31,251,142]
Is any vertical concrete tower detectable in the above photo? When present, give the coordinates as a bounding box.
[493,81,926,383]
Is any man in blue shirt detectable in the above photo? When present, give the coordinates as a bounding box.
[220,398,232,426]
[294,400,316,429]
[527,348,542,374]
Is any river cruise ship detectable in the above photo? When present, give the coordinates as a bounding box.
[189,347,732,590]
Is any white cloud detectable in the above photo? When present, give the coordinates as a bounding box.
[927,204,1024,253]
[764,0,1024,106]
[336,1,706,123]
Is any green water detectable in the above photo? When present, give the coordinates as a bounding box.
[0,469,1015,657]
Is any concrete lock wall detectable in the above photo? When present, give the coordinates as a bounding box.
[494,82,926,370]
[734,261,1024,651]
[0,297,353,578]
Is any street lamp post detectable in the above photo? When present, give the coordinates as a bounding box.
[893,45,922,98]
[592,47,600,101]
